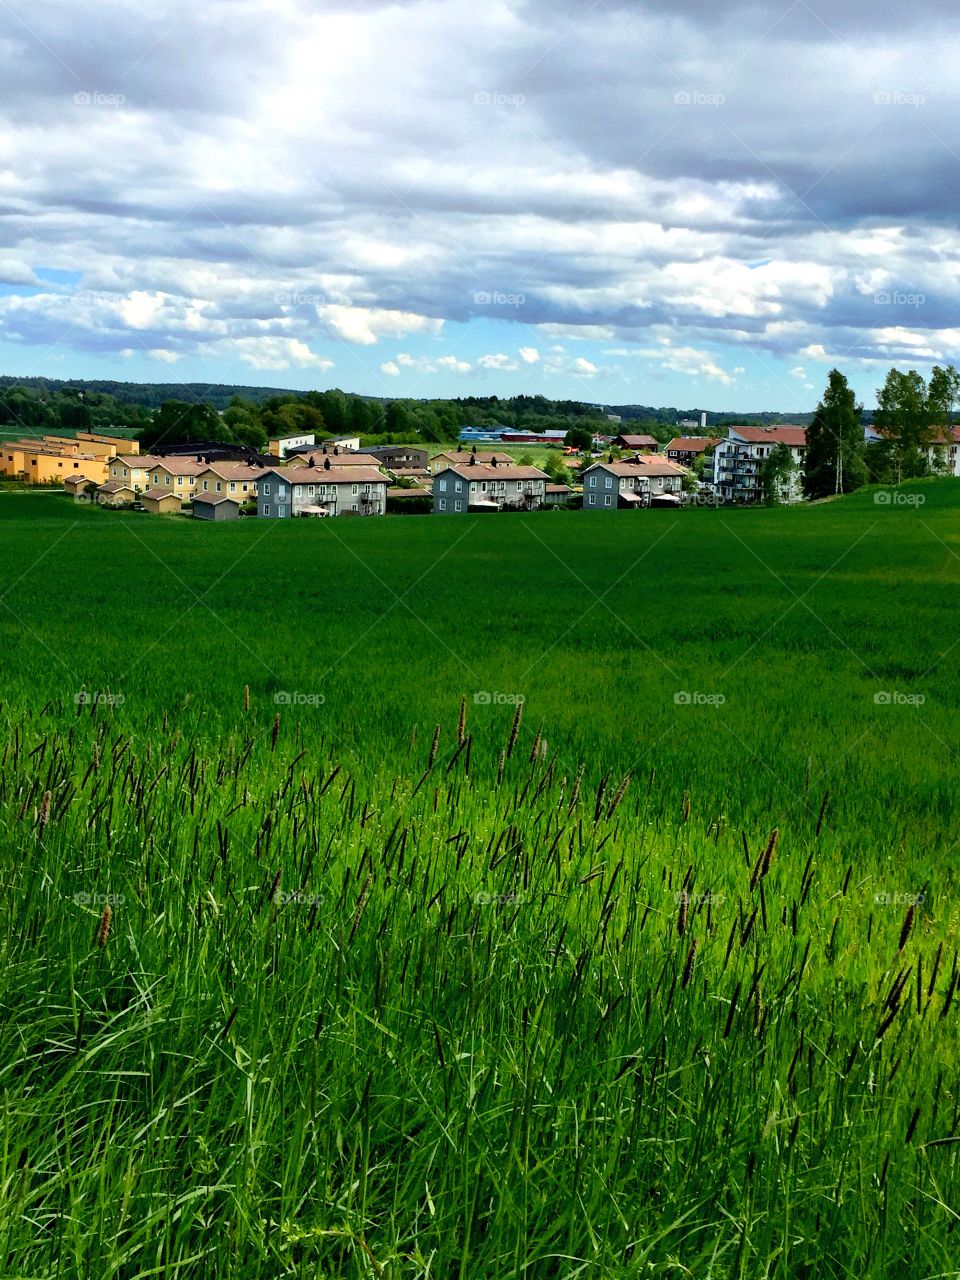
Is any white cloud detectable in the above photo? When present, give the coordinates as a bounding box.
[518,347,540,363]
[478,353,518,370]
[380,360,400,375]
[318,304,444,346]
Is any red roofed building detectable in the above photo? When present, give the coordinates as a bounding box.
[711,426,808,503]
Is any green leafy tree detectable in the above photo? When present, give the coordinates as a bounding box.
[875,368,936,481]
[142,401,221,449]
[760,442,795,505]
[565,426,593,451]
[803,368,867,498]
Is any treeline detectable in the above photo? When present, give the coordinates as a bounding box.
[790,365,959,502]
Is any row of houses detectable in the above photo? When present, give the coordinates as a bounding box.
[1,432,141,484]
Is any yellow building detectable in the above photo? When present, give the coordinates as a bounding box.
[17,451,109,484]
[141,488,183,515]
[77,433,140,455]
[107,455,165,489]
[146,459,207,495]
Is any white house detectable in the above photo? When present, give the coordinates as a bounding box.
[711,426,807,503]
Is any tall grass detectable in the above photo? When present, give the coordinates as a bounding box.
[0,481,957,1275]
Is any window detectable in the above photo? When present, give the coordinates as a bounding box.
[202,480,209,491]
[587,494,595,505]
[605,476,612,488]
[438,498,446,511]
[278,507,286,518]
[165,475,171,486]
[604,496,612,507]
[439,479,447,492]
[352,484,358,496]
[230,482,236,493]
[177,477,183,487]
[588,475,596,488]
[263,482,271,494]
[454,481,462,491]
[307,485,315,496]
[454,500,462,511]
[263,504,271,516]
[216,482,222,493]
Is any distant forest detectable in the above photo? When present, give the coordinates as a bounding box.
[0,373,823,454]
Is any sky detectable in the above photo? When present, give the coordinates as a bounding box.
[0,0,957,410]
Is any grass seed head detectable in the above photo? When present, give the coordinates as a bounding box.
[96,904,112,948]
[899,904,915,952]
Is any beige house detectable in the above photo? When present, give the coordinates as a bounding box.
[146,459,208,496]
[64,475,100,503]
[195,462,264,501]
[142,488,184,515]
[97,481,136,507]
[107,454,166,490]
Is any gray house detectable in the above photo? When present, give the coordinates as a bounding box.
[582,460,685,509]
[193,494,242,520]
[257,465,388,518]
[361,445,430,471]
[432,463,549,513]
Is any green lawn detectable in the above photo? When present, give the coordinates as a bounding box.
[0,481,958,1277]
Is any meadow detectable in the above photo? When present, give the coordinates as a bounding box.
[0,481,958,1277]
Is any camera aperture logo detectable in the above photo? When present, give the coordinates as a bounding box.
[474,691,525,706]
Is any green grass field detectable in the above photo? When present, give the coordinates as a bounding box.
[1,482,958,1277]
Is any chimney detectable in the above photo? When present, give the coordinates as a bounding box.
[491,456,498,468]
[324,457,331,470]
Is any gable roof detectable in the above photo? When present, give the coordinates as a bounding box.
[614,434,658,448]
[196,462,265,481]
[142,487,183,502]
[432,449,515,465]
[149,458,209,477]
[728,426,807,446]
[584,461,685,478]
[98,481,135,494]
[192,493,242,506]
[440,463,549,481]
[113,454,166,469]
[261,466,388,486]
[665,437,721,453]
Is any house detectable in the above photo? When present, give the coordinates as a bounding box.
[107,454,166,490]
[362,445,430,471]
[77,432,140,455]
[193,494,242,521]
[141,488,184,515]
[97,481,136,507]
[257,466,388,518]
[1,444,111,484]
[612,434,658,452]
[146,459,208,496]
[544,483,574,507]
[927,427,960,476]
[432,462,549,513]
[711,426,807,503]
[430,449,514,474]
[582,460,685,509]
[195,462,264,500]
[269,433,316,459]
[664,437,721,467]
[63,475,100,503]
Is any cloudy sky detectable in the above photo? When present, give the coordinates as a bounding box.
[0,0,957,409]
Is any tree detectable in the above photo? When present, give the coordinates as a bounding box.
[760,443,795,505]
[875,368,936,481]
[803,368,867,498]
[926,364,960,472]
[565,426,593,451]
[142,401,221,449]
